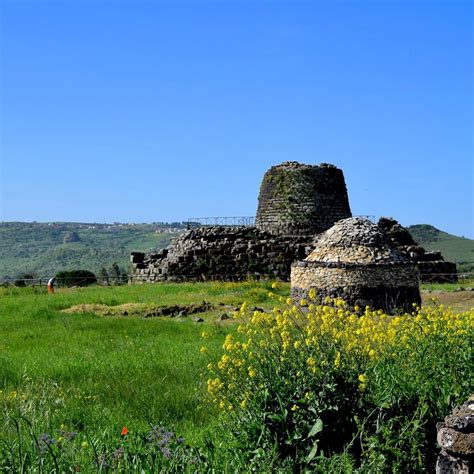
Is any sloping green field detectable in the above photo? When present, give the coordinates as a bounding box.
[408,224,474,272]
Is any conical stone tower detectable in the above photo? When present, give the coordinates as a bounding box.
[256,161,351,236]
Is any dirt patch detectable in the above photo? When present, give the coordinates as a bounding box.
[61,303,143,316]
[421,290,474,313]
[143,301,213,318]
[62,301,214,318]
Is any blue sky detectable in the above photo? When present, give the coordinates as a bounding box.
[1,0,472,237]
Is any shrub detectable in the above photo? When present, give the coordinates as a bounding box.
[14,274,35,287]
[203,290,474,472]
[55,270,97,287]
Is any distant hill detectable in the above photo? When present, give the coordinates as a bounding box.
[0,222,186,280]
[407,224,474,273]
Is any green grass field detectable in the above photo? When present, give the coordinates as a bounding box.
[1,281,472,471]
[0,282,281,445]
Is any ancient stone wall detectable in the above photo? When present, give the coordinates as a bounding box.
[291,261,421,313]
[378,217,458,283]
[256,161,351,236]
[131,226,312,282]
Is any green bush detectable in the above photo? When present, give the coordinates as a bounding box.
[204,293,474,472]
[14,273,35,287]
[55,270,97,287]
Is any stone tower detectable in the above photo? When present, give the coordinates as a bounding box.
[291,218,421,313]
[255,161,352,236]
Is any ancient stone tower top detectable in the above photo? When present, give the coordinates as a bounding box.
[255,161,352,236]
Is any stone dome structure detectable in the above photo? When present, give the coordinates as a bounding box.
[291,217,421,313]
[256,161,351,236]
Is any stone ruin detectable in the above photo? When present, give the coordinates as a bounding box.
[436,395,474,473]
[131,162,351,282]
[290,218,421,312]
[378,217,457,283]
[256,161,351,236]
[131,161,457,285]
[131,226,311,282]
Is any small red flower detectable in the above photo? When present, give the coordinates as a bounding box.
[121,426,128,436]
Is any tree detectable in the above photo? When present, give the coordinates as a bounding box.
[110,262,126,285]
[98,267,109,285]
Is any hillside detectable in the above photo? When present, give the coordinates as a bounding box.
[408,224,474,273]
[0,222,185,280]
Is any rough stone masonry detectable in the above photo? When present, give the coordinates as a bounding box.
[436,395,474,474]
[256,161,351,236]
[131,161,457,283]
[290,217,421,313]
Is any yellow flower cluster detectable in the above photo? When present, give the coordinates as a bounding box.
[206,294,473,410]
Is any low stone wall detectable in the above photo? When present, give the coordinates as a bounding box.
[436,396,474,473]
[131,226,313,282]
[418,259,458,283]
[378,217,458,283]
[291,260,421,313]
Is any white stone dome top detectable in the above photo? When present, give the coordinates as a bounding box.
[306,217,409,264]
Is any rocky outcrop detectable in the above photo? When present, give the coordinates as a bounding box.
[436,396,474,473]
[291,218,421,313]
[378,217,457,283]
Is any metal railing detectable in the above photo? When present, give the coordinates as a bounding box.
[186,215,376,229]
[187,216,256,228]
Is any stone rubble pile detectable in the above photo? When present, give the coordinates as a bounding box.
[436,396,474,473]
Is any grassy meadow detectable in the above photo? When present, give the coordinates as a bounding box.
[0,281,284,471]
[1,281,473,472]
